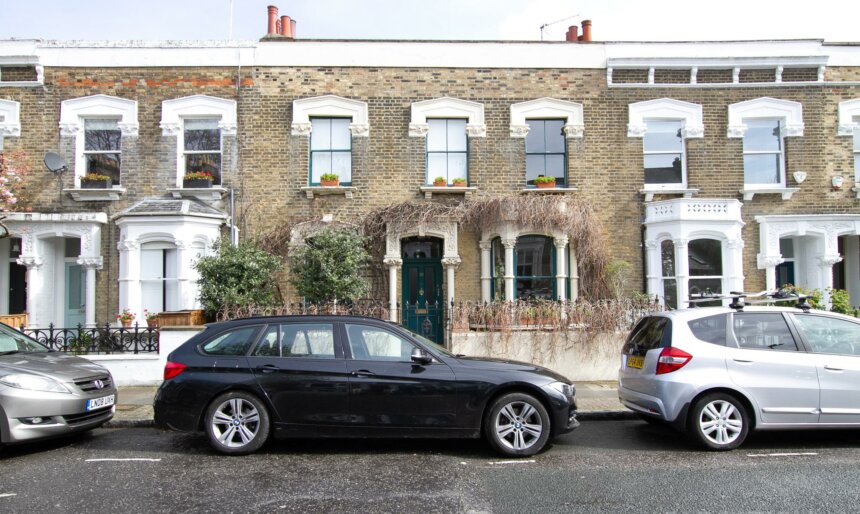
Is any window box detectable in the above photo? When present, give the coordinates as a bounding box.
[157,309,205,327]
[183,178,213,189]
[520,186,578,194]
[420,185,477,199]
[81,179,112,189]
[301,185,355,199]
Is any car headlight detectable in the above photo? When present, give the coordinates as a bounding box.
[547,381,575,398]
[0,373,71,393]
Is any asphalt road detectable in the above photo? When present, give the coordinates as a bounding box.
[2,420,860,513]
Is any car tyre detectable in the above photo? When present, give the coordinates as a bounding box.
[204,391,270,455]
[484,392,551,457]
[688,392,749,451]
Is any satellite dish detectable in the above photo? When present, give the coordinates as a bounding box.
[44,152,68,173]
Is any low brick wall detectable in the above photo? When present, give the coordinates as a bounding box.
[450,330,625,382]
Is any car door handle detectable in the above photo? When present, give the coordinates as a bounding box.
[732,358,754,363]
[256,364,279,374]
[824,365,845,372]
[351,370,376,378]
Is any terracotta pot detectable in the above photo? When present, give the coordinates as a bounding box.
[320,179,340,187]
[147,319,158,328]
[121,319,132,328]
[536,181,556,189]
[452,181,467,187]
[433,180,447,187]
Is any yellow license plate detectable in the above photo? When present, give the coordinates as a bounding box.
[627,355,644,369]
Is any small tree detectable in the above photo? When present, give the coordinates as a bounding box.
[195,238,283,315]
[0,150,31,212]
[290,227,370,303]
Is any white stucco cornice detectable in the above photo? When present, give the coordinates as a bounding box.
[160,94,238,136]
[291,95,369,137]
[628,98,704,138]
[509,98,584,138]
[59,94,139,136]
[727,97,804,138]
[837,99,860,135]
[410,97,485,137]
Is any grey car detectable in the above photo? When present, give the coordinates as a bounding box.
[0,323,116,445]
[619,295,860,450]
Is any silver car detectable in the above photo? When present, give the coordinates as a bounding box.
[0,323,116,445]
[619,297,860,450]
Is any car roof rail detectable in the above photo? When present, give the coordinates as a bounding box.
[687,289,813,312]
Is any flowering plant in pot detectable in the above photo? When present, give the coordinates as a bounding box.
[144,309,159,328]
[451,177,467,187]
[116,308,135,327]
[80,173,112,189]
[533,176,556,189]
[182,171,215,188]
[432,176,447,187]
[320,173,340,187]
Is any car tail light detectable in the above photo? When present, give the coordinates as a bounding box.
[164,361,187,380]
[655,347,692,375]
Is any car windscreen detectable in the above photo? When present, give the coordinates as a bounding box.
[0,323,47,353]
[622,316,671,356]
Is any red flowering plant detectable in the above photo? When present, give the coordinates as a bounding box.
[182,171,215,182]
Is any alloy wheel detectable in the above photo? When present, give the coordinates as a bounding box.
[494,400,544,451]
[697,399,743,446]
[210,397,261,449]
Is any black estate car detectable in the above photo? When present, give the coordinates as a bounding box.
[154,315,578,456]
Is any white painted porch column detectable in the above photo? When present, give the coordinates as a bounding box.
[77,257,103,328]
[17,256,43,329]
[502,238,517,301]
[384,258,402,322]
[819,255,842,307]
[442,257,461,307]
[554,237,568,302]
[118,240,141,325]
[725,238,745,296]
[644,241,662,302]
[174,239,194,310]
[569,246,579,302]
[674,238,690,308]
[479,241,492,303]
[844,236,860,307]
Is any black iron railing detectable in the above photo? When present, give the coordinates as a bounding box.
[22,323,159,354]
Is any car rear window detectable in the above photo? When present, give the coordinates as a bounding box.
[200,326,261,356]
[623,316,671,356]
[688,314,727,345]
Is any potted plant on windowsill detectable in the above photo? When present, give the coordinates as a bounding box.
[116,308,135,328]
[183,171,215,188]
[144,309,159,328]
[451,178,467,187]
[80,173,112,189]
[433,176,447,187]
[320,173,340,187]
[534,176,556,189]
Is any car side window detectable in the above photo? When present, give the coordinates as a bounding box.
[732,313,797,351]
[793,314,860,356]
[252,323,336,358]
[688,314,727,345]
[346,324,416,361]
[201,326,261,356]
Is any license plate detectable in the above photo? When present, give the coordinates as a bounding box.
[626,355,644,369]
[86,394,115,411]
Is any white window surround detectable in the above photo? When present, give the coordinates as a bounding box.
[627,98,704,139]
[727,97,804,138]
[160,95,237,189]
[837,99,860,136]
[643,199,744,308]
[0,99,21,141]
[291,95,369,137]
[409,97,486,138]
[510,98,584,138]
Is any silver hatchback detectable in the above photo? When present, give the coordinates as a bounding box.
[0,323,116,445]
[619,296,860,450]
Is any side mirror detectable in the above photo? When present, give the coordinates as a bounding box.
[411,347,432,365]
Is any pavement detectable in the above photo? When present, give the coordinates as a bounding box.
[106,381,634,428]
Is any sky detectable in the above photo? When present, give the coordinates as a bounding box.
[0,0,858,43]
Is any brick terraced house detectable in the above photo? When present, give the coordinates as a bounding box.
[1,9,859,341]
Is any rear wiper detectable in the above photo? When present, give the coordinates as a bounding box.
[768,343,784,349]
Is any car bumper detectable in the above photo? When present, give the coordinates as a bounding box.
[618,380,694,424]
[0,387,116,443]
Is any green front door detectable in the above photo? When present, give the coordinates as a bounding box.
[402,258,444,343]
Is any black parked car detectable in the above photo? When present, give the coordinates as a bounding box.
[154,315,578,456]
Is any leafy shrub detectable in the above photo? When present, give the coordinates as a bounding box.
[290,227,370,303]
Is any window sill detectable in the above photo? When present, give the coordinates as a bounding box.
[640,187,699,202]
[167,187,228,201]
[740,187,799,201]
[520,186,579,194]
[65,187,126,202]
[419,186,477,199]
[301,185,355,199]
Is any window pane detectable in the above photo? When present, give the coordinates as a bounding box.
[662,279,677,309]
[526,120,546,153]
[517,278,553,300]
[184,118,219,131]
[743,119,781,152]
[332,151,352,182]
[185,154,221,183]
[447,153,467,181]
[793,315,860,355]
[184,119,220,151]
[311,152,332,183]
[85,120,121,151]
[427,153,447,180]
[779,238,794,258]
[545,154,565,181]
[201,327,260,356]
[644,120,682,152]
[688,239,722,276]
[281,324,335,358]
[492,238,505,301]
[688,314,727,345]
[517,236,552,277]
[744,154,781,184]
[346,324,415,361]
[427,119,447,151]
[733,313,797,351]
[544,120,565,153]
[689,278,722,298]
[310,119,331,150]
[526,155,545,183]
[447,119,467,151]
[331,118,351,149]
[661,240,675,277]
[86,153,120,182]
[253,326,281,357]
[644,154,683,184]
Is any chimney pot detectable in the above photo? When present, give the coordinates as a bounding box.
[267,5,279,35]
[280,15,291,37]
[581,19,592,42]
[291,18,297,38]
[566,25,578,42]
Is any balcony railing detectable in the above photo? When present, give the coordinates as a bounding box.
[22,323,159,354]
